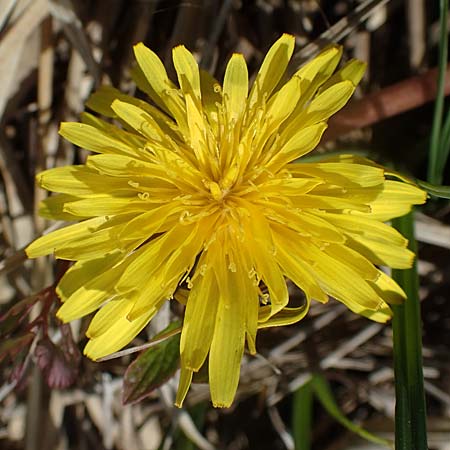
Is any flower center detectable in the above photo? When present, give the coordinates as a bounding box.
[207,181,229,202]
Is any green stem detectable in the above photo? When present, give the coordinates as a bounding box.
[391,212,427,450]
[427,0,448,184]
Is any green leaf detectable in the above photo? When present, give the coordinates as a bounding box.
[392,212,428,450]
[123,321,181,404]
[310,373,391,447]
[417,180,450,199]
[292,378,313,450]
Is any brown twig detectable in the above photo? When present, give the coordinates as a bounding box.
[325,64,450,141]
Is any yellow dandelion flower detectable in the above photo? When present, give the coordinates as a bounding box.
[26,34,426,408]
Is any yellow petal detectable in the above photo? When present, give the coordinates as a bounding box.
[84,300,156,360]
[273,230,328,303]
[320,212,408,246]
[59,122,137,156]
[63,195,147,217]
[356,180,427,221]
[238,249,260,355]
[283,45,342,124]
[116,224,196,296]
[295,80,355,129]
[223,53,248,122]
[369,270,406,305]
[251,243,288,315]
[323,243,379,281]
[180,256,218,371]
[172,45,201,100]
[247,33,295,110]
[240,202,289,315]
[85,85,124,117]
[245,291,259,355]
[172,45,208,156]
[29,214,135,261]
[39,194,87,220]
[26,216,107,258]
[118,202,184,241]
[258,178,323,196]
[209,248,246,408]
[87,298,132,338]
[269,122,327,170]
[86,85,165,122]
[81,112,147,149]
[56,252,122,301]
[55,215,136,260]
[290,193,371,212]
[267,205,345,243]
[133,43,178,109]
[37,165,128,195]
[265,75,301,128]
[130,64,170,114]
[358,302,392,322]
[338,59,367,84]
[294,45,342,102]
[111,100,168,144]
[184,92,207,160]
[289,162,384,187]
[347,235,414,269]
[57,257,125,322]
[158,221,214,285]
[320,59,366,92]
[199,69,221,129]
[258,301,310,328]
[86,154,170,181]
[293,241,385,312]
[175,367,193,407]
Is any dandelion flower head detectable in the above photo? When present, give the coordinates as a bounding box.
[26,34,426,407]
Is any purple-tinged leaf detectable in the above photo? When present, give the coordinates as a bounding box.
[35,326,81,389]
[123,321,181,405]
[0,332,35,363]
[9,346,31,386]
[0,288,52,337]
[59,323,82,364]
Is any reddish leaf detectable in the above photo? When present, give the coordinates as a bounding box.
[0,332,35,363]
[59,323,82,364]
[0,333,35,388]
[9,347,31,385]
[0,332,35,362]
[123,321,181,404]
[0,292,46,337]
[35,326,81,389]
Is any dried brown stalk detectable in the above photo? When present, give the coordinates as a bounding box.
[325,65,450,141]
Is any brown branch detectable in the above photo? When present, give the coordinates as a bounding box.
[325,64,450,141]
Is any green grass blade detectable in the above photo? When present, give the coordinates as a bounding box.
[438,107,450,171]
[427,0,448,184]
[292,379,313,450]
[416,180,450,199]
[310,374,391,447]
[173,403,208,450]
[391,212,428,450]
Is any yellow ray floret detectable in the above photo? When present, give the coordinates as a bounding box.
[26,34,426,408]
